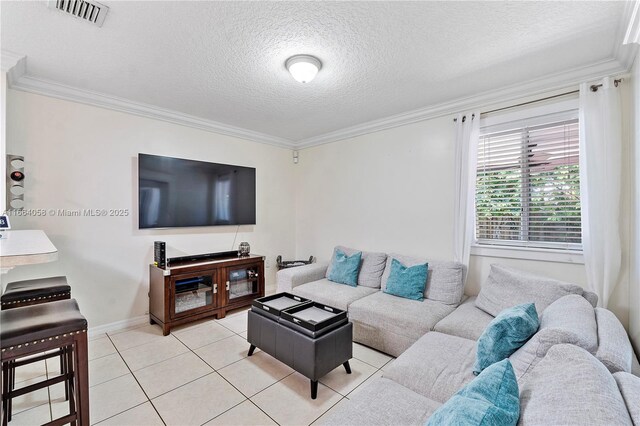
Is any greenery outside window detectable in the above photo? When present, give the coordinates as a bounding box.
[475,109,581,251]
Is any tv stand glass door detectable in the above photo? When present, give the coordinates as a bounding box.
[225,264,260,303]
[170,271,218,319]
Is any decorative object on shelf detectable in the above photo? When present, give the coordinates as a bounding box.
[238,242,250,257]
[276,255,315,270]
[6,154,25,211]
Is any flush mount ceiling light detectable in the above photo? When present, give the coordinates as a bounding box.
[286,55,322,83]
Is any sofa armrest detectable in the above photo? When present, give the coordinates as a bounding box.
[276,262,329,293]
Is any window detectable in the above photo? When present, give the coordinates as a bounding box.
[475,109,581,251]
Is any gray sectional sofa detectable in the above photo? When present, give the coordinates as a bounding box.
[278,247,466,357]
[276,246,640,425]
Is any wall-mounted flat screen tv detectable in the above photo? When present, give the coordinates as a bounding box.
[138,153,256,229]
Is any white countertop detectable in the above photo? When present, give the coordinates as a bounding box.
[0,230,58,271]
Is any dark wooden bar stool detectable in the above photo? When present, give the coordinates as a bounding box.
[1,299,89,426]
[1,277,71,309]
[1,276,72,420]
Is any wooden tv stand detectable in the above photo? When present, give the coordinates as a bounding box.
[149,254,265,335]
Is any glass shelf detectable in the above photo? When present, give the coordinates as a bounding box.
[174,275,214,314]
[228,266,260,300]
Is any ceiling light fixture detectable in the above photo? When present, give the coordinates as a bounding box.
[286,55,322,83]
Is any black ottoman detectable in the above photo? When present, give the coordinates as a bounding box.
[247,293,353,399]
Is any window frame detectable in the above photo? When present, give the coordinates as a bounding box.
[471,98,584,264]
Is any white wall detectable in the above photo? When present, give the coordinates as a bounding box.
[1,71,6,213]
[4,76,637,336]
[295,91,633,329]
[4,90,297,328]
[630,55,640,354]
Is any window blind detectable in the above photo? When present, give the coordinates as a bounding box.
[475,113,581,250]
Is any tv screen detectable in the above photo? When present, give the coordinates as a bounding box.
[138,154,256,229]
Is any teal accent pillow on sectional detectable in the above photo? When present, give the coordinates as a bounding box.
[326,249,362,287]
[383,258,428,301]
[474,303,539,375]
[426,359,520,426]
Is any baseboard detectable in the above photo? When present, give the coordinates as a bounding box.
[88,314,149,338]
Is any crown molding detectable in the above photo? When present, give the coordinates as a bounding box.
[622,0,640,46]
[614,0,640,69]
[8,71,296,149]
[5,48,635,152]
[1,50,25,73]
[296,57,629,149]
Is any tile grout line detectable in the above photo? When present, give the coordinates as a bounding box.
[188,316,284,425]
[343,367,383,400]
[93,401,150,426]
[10,371,52,419]
[101,332,168,426]
[107,322,247,421]
[187,330,285,425]
[351,356,392,370]
[319,365,379,398]
[308,396,347,426]
[225,324,284,425]
[222,316,371,425]
[160,311,283,425]
[90,310,375,426]
[246,398,281,426]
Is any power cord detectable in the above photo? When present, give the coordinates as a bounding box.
[231,224,240,250]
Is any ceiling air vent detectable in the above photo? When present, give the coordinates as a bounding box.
[48,0,109,27]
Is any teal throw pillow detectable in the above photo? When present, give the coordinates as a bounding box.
[327,249,361,287]
[474,303,539,375]
[426,359,520,426]
[383,258,428,301]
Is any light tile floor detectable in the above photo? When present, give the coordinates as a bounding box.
[9,308,395,425]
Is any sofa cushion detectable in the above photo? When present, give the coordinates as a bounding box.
[427,359,519,426]
[383,258,428,301]
[509,294,598,380]
[326,246,387,288]
[326,249,361,286]
[349,292,456,356]
[474,303,539,375]
[381,253,464,305]
[433,296,494,341]
[595,307,634,373]
[518,344,632,425]
[316,378,440,426]
[475,264,585,316]
[291,279,377,311]
[540,294,598,352]
[613,372,640,425]
[383,331,477,404]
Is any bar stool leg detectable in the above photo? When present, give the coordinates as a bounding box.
[73,333,89,425]
[6,361,13,422]
[62,346,70,401]
[2,361,8,426]
[66,346,76,426]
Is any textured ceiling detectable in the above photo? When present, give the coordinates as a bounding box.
[0,1,627,142]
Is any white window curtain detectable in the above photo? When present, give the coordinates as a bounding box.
[579,77,623,308]
[453,111,480,274]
